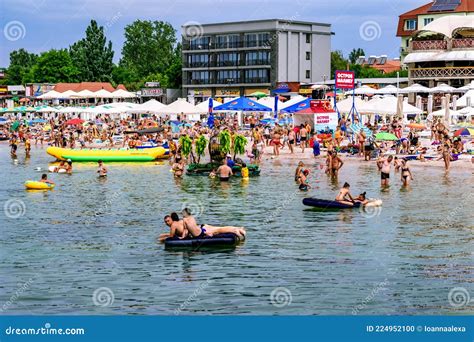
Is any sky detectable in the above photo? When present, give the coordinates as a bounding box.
[0,0,429,67]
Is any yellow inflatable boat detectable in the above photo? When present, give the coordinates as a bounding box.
[46,147,168,162]
[25,181,55,190]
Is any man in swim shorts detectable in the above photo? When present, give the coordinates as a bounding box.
[181,208,246,240]
[377,155,393,186]
[158,213,187,243]
[217,159,233,181]
[97,160,108,177]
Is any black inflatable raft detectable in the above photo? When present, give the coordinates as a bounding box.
[303,198,361,209]
[165,233,240,249]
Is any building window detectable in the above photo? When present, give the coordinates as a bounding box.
[306,33,311,43]
[424,18,434,26]
[217,70,240,84]
[244,69,269,83]
[187,54,209,67]
[405,19,417,31]
[306,52,311,60]
[215,34,241,48]
[305,70,311,79]
[245,51,270,65]
[189,36,211,50]
[245,32,270,47]
[190,71,210,85]
[216,53,239,67]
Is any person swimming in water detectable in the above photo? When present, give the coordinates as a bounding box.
[216,159,233,181]
[158,212,188,243]
[335,182,355,206]
[97,160,108,177]
[40,173,55,185]
[181,208,246,240]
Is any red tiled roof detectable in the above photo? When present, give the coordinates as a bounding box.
[53,82,125,93]
[116,84,127,90]
[368,60,401,74]
[397,0,473,37]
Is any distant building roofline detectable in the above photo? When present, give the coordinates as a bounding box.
[182,18,331,28]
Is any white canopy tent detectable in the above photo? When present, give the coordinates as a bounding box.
[361,96,423,118]
[195,98,223,112]
[374,85,399,95]
[128,99,166,114]
[94,89,114,98]
[458,81,474,92]
[58,90,78,99]
[429,108,462,117]
[351,85,377,96]
[430,83,457,93]
[335,96,365,114]
[257,97,284,111]
[399,83,431,94]
[456,89,474,108]
[37,90,62,100]
[71,90,96,98]
[279,95,307,110]
[418,14,474,38]
[111,89,136,98]
[162,98,203,121]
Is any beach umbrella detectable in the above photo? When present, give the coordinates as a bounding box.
[66,118,85,125]
[430,83,457,93]
[249,91,268,98]
[352,85,377,95]
[453,128,474,137]
[375,132,398,141]
[406,123,426,130]
[399,84,431,94]
[374,85,399,95]
[213,97,272,112]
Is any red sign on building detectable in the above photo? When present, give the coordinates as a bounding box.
[335,70,355,89]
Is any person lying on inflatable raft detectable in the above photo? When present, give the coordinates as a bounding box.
[158,208,246,243]
[336,182,381,207]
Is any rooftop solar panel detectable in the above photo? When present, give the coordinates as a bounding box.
[428,0,461,12]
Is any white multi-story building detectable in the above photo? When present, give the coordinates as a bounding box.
[181,19,332,101]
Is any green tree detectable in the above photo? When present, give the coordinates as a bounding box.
[29,49,79,83]
[69,20,114,82]
[7,49,38,84]
[348,48,366,64]
[232,134,247,160]
[121,20,177,79]
[111,65,141,90]
[195,135,208,163]
[165,43,182,89]
[331,50,348,76]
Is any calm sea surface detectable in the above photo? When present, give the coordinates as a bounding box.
[0,144,472,315]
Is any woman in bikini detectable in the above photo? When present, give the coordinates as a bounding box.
[335,182,356,206]
[400,159,413,187]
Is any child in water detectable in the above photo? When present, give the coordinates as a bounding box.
[241,163,249,180]
[40,174,55,185]
[298,169,311,191]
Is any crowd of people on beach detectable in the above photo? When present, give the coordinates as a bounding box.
[1,104,472,241]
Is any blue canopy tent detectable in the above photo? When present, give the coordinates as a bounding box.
[213,97,272,112]
[29,119,47,124]
[280,99,310,113]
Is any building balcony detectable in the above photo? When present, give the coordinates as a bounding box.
[410,38,474,52]
[411,40,447,51]
[182,42,271,52]
[452,38,474,49]
[409,66,474,80]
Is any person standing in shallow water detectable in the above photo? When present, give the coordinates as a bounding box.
[377,155,393,187]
